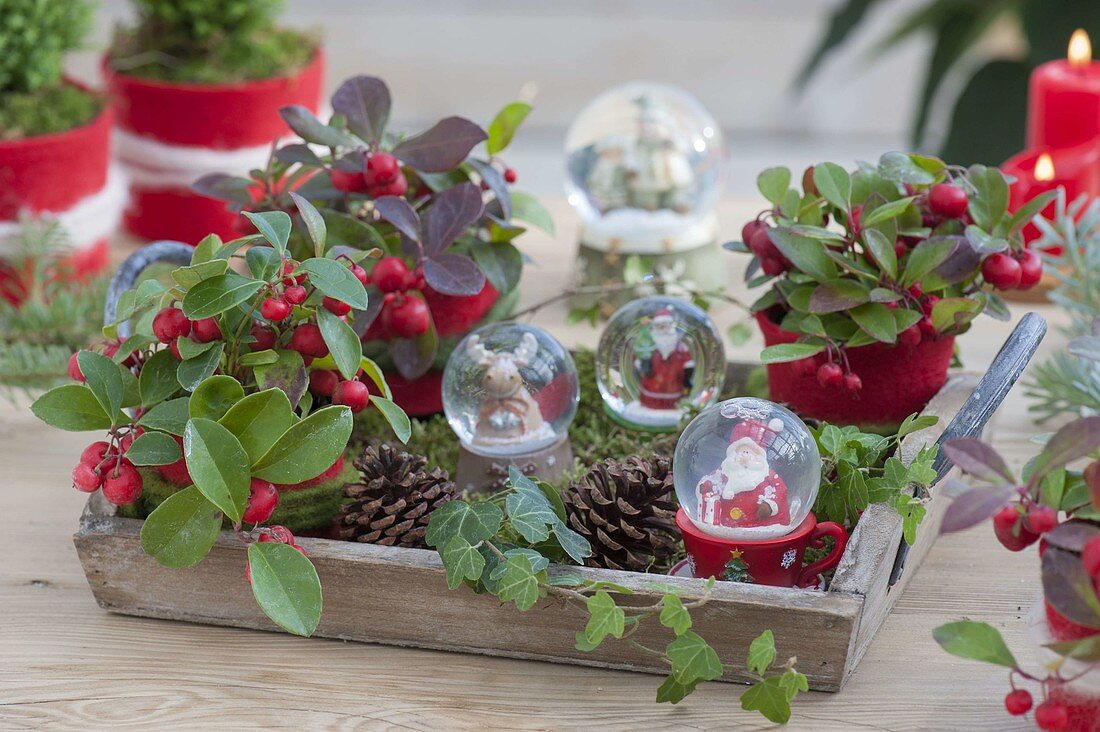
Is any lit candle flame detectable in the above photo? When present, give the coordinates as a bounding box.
[1068,29,1092,67]
[1035,153,1055,182]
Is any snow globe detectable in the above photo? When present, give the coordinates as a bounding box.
[564,81,727,314]
[671,397,848,586]
[595,296,725,431]
[443,322,580,491]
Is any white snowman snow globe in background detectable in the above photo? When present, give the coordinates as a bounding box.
[564,81,728,311]
[673,398,820,540]
[443,322,579,457]
[596,296,725,431]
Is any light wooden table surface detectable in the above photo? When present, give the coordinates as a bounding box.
[0,199,1073,730]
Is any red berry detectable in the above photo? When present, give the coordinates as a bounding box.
[982,253,1023,291]
[289,323,328,358]
[1082,536,1100,578]
[308,369,340,397]
[382,296,431,339]
[367,152,400,184]
[741,219,766,246]
[283,285,308,305]
[908,283,922,299]
[250,323,276,351]
[190,317,221,343]
[371,257,410,293]
[383,173,408,197]
[928,183,969,218]
[349,264,369,286]
[67,351,85,382]
[1004,689,1032,716]
[503,167,517,184]
[849,205,863,233]
[333,379,371,413]
[899,325,922,347]
[893,242,908,260]
[152,307,191,344]
[921,294,940,315]
[843,372,862,393]
[242,479,279,524]
[992,505,1039,551]
[323,296,352,316]
[102,462,143,506]
[260,525,295,545]
[80,440,111,468]
[1035,701,1069,730]
[281,260,307,286]
[331,168,368,193]
[1025,504,1058,534]
[1016,249,1043,290]
[261,297,292,322]
[72,462,103,493]
[816,362,844,389]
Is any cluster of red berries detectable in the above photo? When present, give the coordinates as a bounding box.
[1003,687,1071,729]
[71,434,143,505]
[367,256,431,340]
[790,356,862,394]
[331,152,409,198]
[991,501,1059,552]
[981,249,1043,292]
[308,367,372,414]
[740,220,791,277]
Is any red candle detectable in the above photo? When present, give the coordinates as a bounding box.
[1003,146,1100,250]
[1027,30,1100,149]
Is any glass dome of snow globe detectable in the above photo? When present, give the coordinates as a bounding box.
[443,322,579,457]
[673,398,820,541]
[595,296,725,431]
[564,81,725,250]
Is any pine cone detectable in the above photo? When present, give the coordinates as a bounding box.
[562,455,679,573]
[338,444,456,548]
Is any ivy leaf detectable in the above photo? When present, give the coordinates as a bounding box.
[370,396,412,444]
[31,384,112,432]
[251,406,353,484]
[181,273,264,320]
[317,309,363,381]
[932,620,1018,668]
[759,342,826,364]
[441,535,486,589]
[183,418,250,523]
[659,595,692,636]
[552,519,592,564]
[747,629,777,674]
[331,75,391,142]
[812,162,851,209]
[425,500,504,547]
[289,192,327,257]
[393,116,488,172]
[218,389,295,463]
[741,677,794,724]
[487,101,532,155]
[247,541,323,637]
[76,351,124,420]
[139,486,222,568]
[583,591,626,647]
[188,374,245,421]
[243,211,291,257]
[125,431,182,466]
[496,553,541,611]
[295,258,368,310]
[667,631,723,685]
[506,489,557,544]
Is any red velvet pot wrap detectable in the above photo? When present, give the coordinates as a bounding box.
[756,310,955,428]
[105,50,324,243]
[1045,599,1100,642]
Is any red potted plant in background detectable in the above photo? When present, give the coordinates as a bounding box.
[0,0,121,300]
[728,153,1054,431]
[199,75,553,415]
[104,0,323,244]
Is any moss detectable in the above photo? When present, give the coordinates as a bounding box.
[0,83,102,140]
[107,24,317,85]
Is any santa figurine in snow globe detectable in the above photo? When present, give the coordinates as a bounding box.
[673,397,848,587]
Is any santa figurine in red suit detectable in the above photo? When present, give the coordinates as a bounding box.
[695,417,793,536]
[636,307,694,409]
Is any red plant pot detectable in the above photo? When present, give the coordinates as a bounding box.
[675,508,848,587]
[105,50,325,244]
[757,310,955,430]
[1045,599,1100,642]
[0,83,115,298]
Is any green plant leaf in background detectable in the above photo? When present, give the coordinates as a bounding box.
[487,101,532,155]
[932,620,1018,667]
[125,431,182,466]
[31,384,112,432]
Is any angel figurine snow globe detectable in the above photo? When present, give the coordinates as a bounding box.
[595,296,724,431]
[443,322,579,491]
[564,81,726,314]
[671,397,848,586]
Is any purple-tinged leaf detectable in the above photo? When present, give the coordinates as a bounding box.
[807,280,870,314]
[373,196,421,243]
[332,150,366,173]
[1086,460,1100,512]
[275,143,323,167]
[940,485,1014,534]
[192,174,253,206]
[1042,547,1100,629]
[943,438,1015,483]
[468,159,511,219]
[1030,416,1100,486]
[1045,520,1100,553]
[423,253,486,296]
[390,325,438,381]
[393,117,487,173]
[279,105,358,148]
[931,236,980,285]
[425,183,485,255]
[331,76,391,143]
[351,284,384,339]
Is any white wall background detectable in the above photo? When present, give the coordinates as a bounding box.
[72,0,942,196]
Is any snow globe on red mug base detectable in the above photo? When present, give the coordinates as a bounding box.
[596,295,725,431]
[443,322,580,492]
[672,397,849,586]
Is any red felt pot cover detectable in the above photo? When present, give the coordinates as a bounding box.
[1045,598,1100,642]
[757,310,955,428]
[385,369,446,417]
[0,84,112,220]
[1047,682,1100,732]
[422,281,501,338]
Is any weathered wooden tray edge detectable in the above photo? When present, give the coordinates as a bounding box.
[72,370,978,693]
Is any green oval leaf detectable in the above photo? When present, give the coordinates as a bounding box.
[812,162,851,210]
[932,620,1018,668]
[218,389,295,462]
[251,405,353,483]
[369,395,411,444]
[487,101,532,155]
[183,418,250,523]
[189,375,245,421]
[139,349,182,407]
[31,384,112,432]
[125,431,183,466]
[243,211,291,256]
[317,309,362,380]
[849,302,898,344]
[248,541,323,636]
[181,273,265,320]
[290,192,327,257]
[177,343,225,392]
[295,258,368,310]
[137,397,189,436]
[759,343,826,364]
[140,486,222,568]
[76,351,124,419]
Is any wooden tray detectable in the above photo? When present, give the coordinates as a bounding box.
[73,365,979,693]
